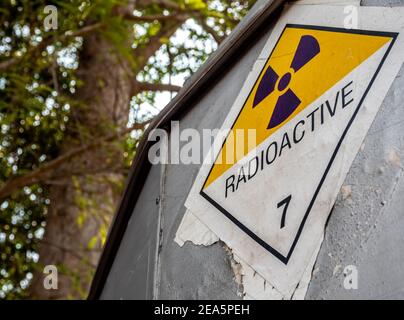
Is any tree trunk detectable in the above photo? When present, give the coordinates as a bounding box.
[28,31,133,299]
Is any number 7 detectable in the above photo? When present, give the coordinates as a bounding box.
[277,195,292,229]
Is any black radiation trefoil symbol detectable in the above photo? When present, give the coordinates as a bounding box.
[253,35,320,129]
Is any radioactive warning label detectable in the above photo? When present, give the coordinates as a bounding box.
[201,24,397,263]
[184,4,404,298]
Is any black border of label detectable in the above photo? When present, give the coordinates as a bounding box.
[200,24,398,264]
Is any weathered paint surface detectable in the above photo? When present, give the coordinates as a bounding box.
[100,163,161,299]
[100,0,404,300]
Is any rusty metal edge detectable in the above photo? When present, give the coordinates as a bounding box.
[88,0,287,300]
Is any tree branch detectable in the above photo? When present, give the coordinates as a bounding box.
[119,10,189,23]
[40,240,99,268]
[0,120,150,201]
[197,18,225,45]
[126,0,182,11]
[0,23,103,73]
[132,18,187,73]
[133,80,182,94]
[149,0,182,10]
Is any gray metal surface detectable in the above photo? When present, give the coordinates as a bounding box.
[100,164,161,299]
[100,0,404,300]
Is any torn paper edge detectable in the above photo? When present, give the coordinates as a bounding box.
[175,209,323,300]
[174,209,219,247]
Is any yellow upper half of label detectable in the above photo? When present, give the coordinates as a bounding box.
[204,26,392,189]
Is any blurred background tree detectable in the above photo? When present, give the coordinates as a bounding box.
[0,0,256,299]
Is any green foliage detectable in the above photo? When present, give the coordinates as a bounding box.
[0,0,256,299]
[0,186,48,299]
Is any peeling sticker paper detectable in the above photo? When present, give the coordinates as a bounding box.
[175,209,219,247]
[183,4,404,298]
[175,210,322,299]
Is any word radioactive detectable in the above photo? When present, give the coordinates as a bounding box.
[225,80,354,198]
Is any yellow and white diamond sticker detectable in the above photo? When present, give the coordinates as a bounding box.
[183,4,404,297]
